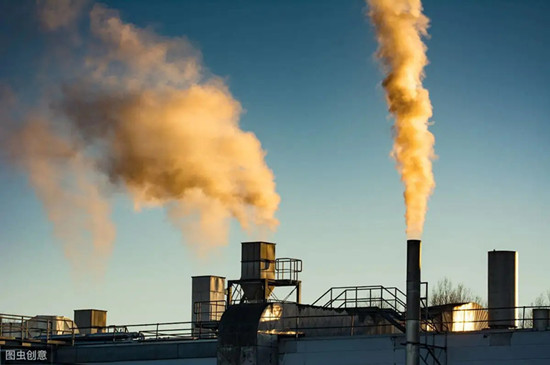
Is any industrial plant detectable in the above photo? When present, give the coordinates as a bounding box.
[1,240,550,365]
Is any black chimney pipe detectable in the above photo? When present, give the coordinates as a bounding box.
[406,239,421,365]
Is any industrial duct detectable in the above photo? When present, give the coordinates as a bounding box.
[406,239,421,365]
[240,241,276,302]
[73,309,107,335]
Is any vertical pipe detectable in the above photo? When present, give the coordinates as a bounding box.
[227,284,233,307]
[406,239,421,365]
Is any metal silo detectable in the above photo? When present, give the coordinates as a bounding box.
[488,250,518,328]
[191,276,226,325]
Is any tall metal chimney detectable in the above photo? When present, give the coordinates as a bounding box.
[488,250,518,328]
[406,239,421,365]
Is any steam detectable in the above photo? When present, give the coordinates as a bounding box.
[3,2,280,271]
[36,0,87,31]
[367,0,436,238]
[7,119,115,274]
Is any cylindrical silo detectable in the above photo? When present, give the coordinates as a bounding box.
[488,250,518,328]
[532,309,550,331]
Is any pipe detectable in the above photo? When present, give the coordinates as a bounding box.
[406,239,421,365]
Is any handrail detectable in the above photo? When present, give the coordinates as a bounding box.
[311,285,407,313]
[193,300,226,324]
[275,258,303,281]
[0,312,217,343]
[3,304,550,346]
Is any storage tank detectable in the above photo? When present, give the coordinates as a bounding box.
[191,275,226,323]
[532,309,550,331]
[488,250,518,328]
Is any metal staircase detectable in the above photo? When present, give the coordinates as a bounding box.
[312,283,446,365]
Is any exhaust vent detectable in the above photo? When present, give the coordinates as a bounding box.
[74,309,107,334]
[240,241,276,302]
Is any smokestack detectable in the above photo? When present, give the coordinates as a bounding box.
[406,239,421,365]
[488,250,518,328]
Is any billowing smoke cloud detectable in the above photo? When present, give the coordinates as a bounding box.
[7,118,115,275]
[36,0,87,31]
[367,0,436,238]
[3,2,280,271]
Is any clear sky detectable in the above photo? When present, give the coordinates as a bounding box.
[0,0,549,325]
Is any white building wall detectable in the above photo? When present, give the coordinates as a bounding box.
[279,334,405,365]
[51,329,550,364]
[279,330,550,365]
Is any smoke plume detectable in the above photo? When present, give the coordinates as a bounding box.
[36,0,87,31]
[7,118,115,275]
[2,2,280,271]
[367,0,436,238]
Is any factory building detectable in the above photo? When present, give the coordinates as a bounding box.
[1,242,550,364]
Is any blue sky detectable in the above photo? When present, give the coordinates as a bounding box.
[0,0,549,324]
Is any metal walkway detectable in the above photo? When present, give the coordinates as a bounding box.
[311,284,447,365]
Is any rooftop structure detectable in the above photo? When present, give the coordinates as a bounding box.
[1,242,550,365]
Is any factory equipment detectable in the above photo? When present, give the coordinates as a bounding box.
[227,242,302,305]
[488,250,518,328]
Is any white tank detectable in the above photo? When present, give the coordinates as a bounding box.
[191,275,226,323]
